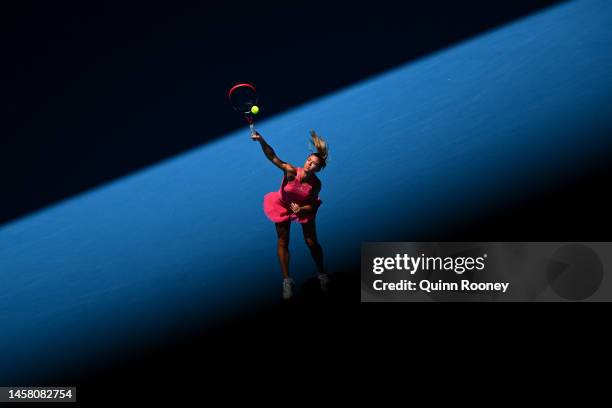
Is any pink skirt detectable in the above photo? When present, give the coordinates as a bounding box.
[263,191,322,224]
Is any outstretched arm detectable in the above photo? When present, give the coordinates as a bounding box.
[251,130,296,172]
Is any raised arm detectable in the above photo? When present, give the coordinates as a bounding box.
[251,130,296,172]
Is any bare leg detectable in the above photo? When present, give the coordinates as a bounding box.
[301,220,326,275]
[275,221,291,279]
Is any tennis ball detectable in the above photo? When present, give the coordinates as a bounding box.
[251,105,260,115]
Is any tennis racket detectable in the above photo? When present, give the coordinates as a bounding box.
[227,82,259,135]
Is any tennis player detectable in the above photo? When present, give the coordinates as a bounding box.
[252,130,330,300]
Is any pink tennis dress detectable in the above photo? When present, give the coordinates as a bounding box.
[263,167,323,224]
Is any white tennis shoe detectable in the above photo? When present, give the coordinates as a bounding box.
[318,273,330,292]
[282,278,295,300]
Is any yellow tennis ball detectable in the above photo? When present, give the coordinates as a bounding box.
[250,105,260,115]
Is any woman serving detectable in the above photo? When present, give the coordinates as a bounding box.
[252,130,330,300]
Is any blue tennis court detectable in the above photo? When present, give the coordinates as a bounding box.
[2,0,611,384]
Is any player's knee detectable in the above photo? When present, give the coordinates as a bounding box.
[277,237,290,248]
[304,237,318,249]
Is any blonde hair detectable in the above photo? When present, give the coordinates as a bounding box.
[308,130,329,170]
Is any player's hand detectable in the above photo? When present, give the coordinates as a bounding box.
[290,202,302,214]
[251,131,262,142]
